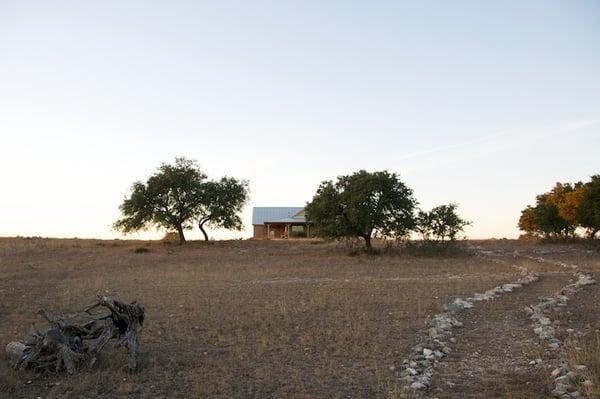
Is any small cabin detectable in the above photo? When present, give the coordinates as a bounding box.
[252,207,312,239]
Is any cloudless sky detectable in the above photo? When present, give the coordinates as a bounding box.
[1,1,599,240]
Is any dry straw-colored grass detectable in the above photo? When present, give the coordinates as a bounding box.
[0,237,526,398]
[566,334,600,398]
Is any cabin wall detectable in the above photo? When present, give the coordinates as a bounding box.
[253,225,267,239]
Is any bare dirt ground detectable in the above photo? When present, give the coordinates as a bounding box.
[0,238,598,398]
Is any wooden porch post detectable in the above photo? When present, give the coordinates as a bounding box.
[307,224,310,238]
[266,224,270,239]
[286,224,291,239]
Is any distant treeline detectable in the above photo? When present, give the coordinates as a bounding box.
[519,175,600,239]
[115,159,471,249]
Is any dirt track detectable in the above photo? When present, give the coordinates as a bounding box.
[432,271,569,398]
[422,246,599,399]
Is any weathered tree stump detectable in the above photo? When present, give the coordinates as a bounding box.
[7,296,145,374]
[86,296,145,371]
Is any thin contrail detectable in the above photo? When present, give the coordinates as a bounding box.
[394,117,600,162]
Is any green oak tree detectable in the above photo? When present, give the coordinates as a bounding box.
[305,170,417,250]
[114,157,248,243]
[417,204,470,243]
[197,177,249,241]
[534,195,573,238]
[578,175,600,239]
[518,206,538,237]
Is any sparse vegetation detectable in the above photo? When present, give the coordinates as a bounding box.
[566,335,600,398]
[402,239,470,257]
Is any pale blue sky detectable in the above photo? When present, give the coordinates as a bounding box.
[1,1,599,240]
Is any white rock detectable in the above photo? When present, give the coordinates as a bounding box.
[423,348,433,357]
[502,283,521,292]
[551,368,565,378]
[410,381,427,390]
[406,367,418,376]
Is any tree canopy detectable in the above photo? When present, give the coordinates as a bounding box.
[417,204,470,243]
[518,206,538,236]
[197,176,249,241]
[518,175,600,239]
[578,175,600,238]
[305,170,418,249]
[114,157,248,243]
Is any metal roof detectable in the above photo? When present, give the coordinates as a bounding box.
[252,207,305,225]
[265,217,305,223]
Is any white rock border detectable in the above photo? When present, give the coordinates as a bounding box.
[400,253,539,393]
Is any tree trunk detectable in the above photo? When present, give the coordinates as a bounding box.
[176,225,186,244]
[363,234,372,250]
[199,217,211,241]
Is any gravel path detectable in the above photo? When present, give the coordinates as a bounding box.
[429,270,573,398]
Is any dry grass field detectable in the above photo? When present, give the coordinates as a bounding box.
[0,238,598,398]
